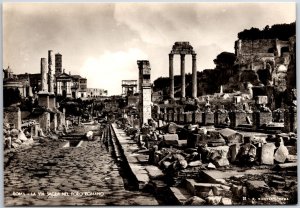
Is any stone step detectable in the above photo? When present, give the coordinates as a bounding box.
[169,187,192,205]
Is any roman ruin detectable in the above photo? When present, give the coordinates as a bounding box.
[3,3,297,207]
[169,42,197,99]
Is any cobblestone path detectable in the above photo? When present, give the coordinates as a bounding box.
[4,125,158,206]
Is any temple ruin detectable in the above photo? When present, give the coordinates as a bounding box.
[169,42,197,99]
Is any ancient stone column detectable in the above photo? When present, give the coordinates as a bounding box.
[48,50,54,93]
[169,53,174,99]
[40,58,48,92]
[180,54,186,98]
[192,54,197,98]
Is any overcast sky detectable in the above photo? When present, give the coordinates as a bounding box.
[3,3,295,95]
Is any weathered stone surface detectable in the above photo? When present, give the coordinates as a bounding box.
[270,180,286,189]
[229,144,240,163]
[246,180,269,194]
[188,160,202,167]
[206,196,222,205]
[232,185,243,196]
[169,187,191,205]
[145,165,164,179]
[5,124,159,206]
[183,196,205,205]
[214,157,229,167]
[221,197,232,205]
[261,143,275,165]
[163,134,179,146]
[274,145,289,163]
[207,163,216,169]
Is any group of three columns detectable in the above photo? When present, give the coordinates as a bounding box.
[169,53,197,99]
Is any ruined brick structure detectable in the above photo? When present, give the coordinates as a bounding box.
[138,60,152,125]
[235,37,295,92]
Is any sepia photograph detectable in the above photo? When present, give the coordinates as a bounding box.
[2,2,297,206]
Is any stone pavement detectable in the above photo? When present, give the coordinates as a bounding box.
[4,125,159,206]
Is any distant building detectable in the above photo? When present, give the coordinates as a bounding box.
[55,53,62,75]
[121,80,137,96]
[55,70,87,98]
[12,51,88,99]
[87,88,108,98]
[3,66,32,97]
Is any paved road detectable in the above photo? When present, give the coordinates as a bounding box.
[4,124,158,206]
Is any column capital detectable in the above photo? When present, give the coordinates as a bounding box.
[169,53,174,59]
[180,53,185,59]
[192,53,197,59]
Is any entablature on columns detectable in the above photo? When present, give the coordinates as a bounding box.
[170,41,196,55]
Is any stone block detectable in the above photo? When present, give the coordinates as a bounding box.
[185,113,193,123]
[232,185,243,196]
[173,113,178,122]
[163,134,179,146]
[261,143,275,165]
[185,179,197,194]
[214,157,229,167]
[221,197,232,205]
[229,111,247,127]
[179,113,185,124]
[203,112,214,125]
[253,111,272,129]
[246,180,269,196]
[207,163,216,169]
[256,96,268,105]
[48,94,56,109]
[206,196,222,205]
[169,187,191,205]
[215,112,228,125]
[38,92,49,108]
[183,196,206,205]
[274,145,289,163]
[194,112,202,124]
[178,140,187,147]
[229,144,241,163]
[145,165,164,179]
[270,180,286,189]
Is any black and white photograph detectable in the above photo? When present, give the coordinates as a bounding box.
[2,2,297,206]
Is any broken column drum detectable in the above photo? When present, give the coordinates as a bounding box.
[169,42,197,99]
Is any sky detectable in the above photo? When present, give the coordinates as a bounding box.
[3,2,296,95]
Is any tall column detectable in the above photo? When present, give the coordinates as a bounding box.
[48,50,54,93]
[41,58,48,92]
[192,54,197,98]
[180,54,186,98]
[169,54,174,99]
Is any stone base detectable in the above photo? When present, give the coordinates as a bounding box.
[38,91,49,108]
